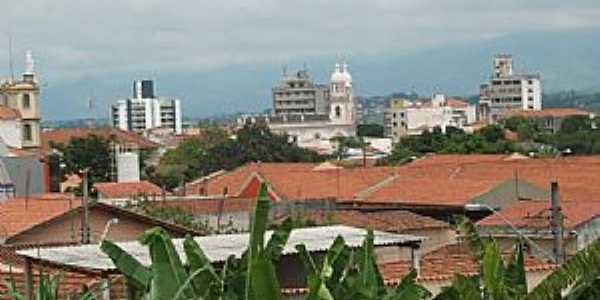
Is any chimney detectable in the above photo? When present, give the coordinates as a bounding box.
[550,182,564,264]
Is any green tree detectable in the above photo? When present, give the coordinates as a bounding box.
[154,124,323,189]
[52,134,113,184]
[358,124,385,137]
[560,116,592,134]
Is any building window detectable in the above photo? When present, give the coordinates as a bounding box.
[23,124,33,141]
[23,94,31,109]
[335,106,341,118]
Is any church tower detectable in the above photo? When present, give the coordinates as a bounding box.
[0,50,41,150]
[328,61,355,125]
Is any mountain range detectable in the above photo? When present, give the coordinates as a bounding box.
[41,27,600,120]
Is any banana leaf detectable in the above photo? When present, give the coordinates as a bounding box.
[139,227,196,300]
[100,239,152,291]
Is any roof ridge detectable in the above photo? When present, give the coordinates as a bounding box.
[354,173,399,200]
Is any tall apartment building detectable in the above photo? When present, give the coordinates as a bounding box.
[272,69,329,115]
[112,80,182,134]
[239,61,356,153]
[0,51,42,150]
[384,94,476,142]
[479,54,542,123]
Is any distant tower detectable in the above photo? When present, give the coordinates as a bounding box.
[25,50,35,76]
[0,50,41,150]
[493,54,513,78]
[329,61,355,124]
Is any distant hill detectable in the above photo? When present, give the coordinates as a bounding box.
[41,27,600,120]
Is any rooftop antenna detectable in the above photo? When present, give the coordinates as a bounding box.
[282,65,287,76]
[87,92,96,128]
[8,34,15,81]
[24,169,31,210]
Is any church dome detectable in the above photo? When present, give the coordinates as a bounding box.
[330,62,352,84]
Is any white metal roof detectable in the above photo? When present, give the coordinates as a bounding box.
[17,225,424,272]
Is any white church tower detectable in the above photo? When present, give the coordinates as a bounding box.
[329,61,355,125]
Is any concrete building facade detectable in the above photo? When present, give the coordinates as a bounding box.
[479,54,542,123]
[112,80,182,134]
[239,61,357,154]
[272,69,329,115]
[0,51,41,150]
[384,94,477,142]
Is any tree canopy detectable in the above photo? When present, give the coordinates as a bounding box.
[52,134,113,184]
[152,124,323,189]
[380,125,521,165]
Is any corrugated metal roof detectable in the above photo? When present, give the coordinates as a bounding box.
[17,225,424,272]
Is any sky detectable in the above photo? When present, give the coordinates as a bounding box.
[2,1,600,120]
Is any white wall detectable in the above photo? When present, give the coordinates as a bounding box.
[0,120,22,149]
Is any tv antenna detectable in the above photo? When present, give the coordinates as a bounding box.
[8,34,15,81]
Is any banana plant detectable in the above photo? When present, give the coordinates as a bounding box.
[0,273,96,300]
[100,182,292,300]
[297,230,431,300]
[526,239,600,300]
[436,216,600,300]
[434,216,530,300]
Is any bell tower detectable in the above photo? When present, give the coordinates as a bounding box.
[328,61,355,125]
[0,50,41,150]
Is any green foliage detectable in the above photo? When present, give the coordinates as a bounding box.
[382,125,520,165]
[527,240,600,300]
[52,134,113,184]
[101,183,292,300]
[559,116,592,134]
[153,124,323,189]
[129,204,238,235]
[1,273,96,300]
[439,217,600,300]
[358,124,385,137]
[298,231,431,300]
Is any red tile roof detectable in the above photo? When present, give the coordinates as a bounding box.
[389,155,600,205]
[477,200,600,230]
[295,210,450,232]
[94,181,163,199]
[0,106,21,120]
[186,162,398,202]
[188,155,600,209]
[149,197,259,214]
[380,244,556,283]
[0,194,82,241]
[446,98,470,108]
[506,108,589,119]
[41,128,159,154]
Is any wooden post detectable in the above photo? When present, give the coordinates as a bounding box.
[410,245,420,277]
[81,169,91,244]
[24,258,33,300]
[551,181,564,264]
[101,273,111,300]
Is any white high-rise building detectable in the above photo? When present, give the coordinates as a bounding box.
[112,80,182,134]
[479,54,542,123]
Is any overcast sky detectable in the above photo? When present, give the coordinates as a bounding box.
[2,1,598,81]
[2,1,600,119]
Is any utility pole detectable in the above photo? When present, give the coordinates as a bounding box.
[550,181,564,264]
[81,169,91,244]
